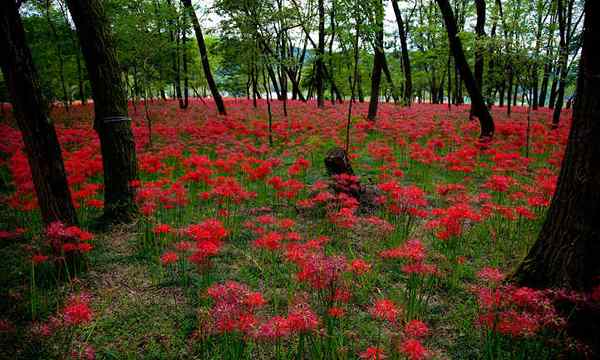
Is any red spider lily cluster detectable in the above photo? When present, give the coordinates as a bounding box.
[1,100,589,357]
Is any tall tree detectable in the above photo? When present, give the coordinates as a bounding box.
[66,0,139,223]
[471,0,486,119]
[514,0,599,292]
[367,0,385,121]
[391,0,412,105]
[514,2,600,349]
[181,0,227,115]
[316,0,325,108]
[436,0,495,138]
[0,0,77,226]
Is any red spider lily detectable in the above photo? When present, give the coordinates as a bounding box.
[32,254,49,265]
[286,302,320,334]
[206,281,266,335]
[327,307,346,318]
[400,338,428,360]
[350,259,372,275]
[404,320,430,338]
[295,253,347,290]
[380,239,426,262]
[369,299,400,323]
[359,347,386,359]
[62,294,93,326]
[253,231,284,250]
[160,251,178,266]
[153,224,172,235]
[477,267,505,283]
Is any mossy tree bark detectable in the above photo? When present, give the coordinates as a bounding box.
[0,0,77,226]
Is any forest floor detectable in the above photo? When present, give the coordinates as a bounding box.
[0,100,578,359]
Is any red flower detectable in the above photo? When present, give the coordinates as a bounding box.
[63,298,93,326]
[400,339,428,360]
[477,267,505,283]
[327,307,346,318]
[350,258,372,275]
[161,251,178,265]
[359,347,386,359]
[153,224,172,235]
[404,320,429,338]
[369,299,400,323]
[32,254,49,264]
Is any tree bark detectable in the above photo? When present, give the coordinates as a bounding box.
[367,0,385,121]
[66,0,138,223]
[514,0,600,295]
[0,0,77,226]
[471,0,486,118]
[181,0,226,115]
[316,0,325,108]
[436,0,494,138]
[391,0,412,105]
[181,9,189,108]
[552,0,571,127]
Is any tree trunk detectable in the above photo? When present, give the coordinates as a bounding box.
[471,0,486,118]
[316,0,325,108]
[181,10,189,109]
[0,1,77,226]
[367,0,384,121]
[181,0,226,115]
[436,0,494,138]
[391,0,412,106]
[382,54,399,103]
[514,0,600,306]
[66,0,138,223]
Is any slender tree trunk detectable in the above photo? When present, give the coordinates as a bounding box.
[167,0,183,107]
[267,64,282,100]
[548,66,559,109]
[507,70,513,116]
[45,0,70,112]
[66,0,138,223]
[316,0,325,108]
[514,0,600,313]
[181,0,226,115]
[382,54,399,103]
[0,1,77,226]
[357,72,364,102]
[471,0,486,118]
[181,10,189,109]
[436,0,494,138]
[367,0,385,121]
[391,0,412,105]
[539,61,552,107]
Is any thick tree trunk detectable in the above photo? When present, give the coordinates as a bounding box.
[66,0,138,223]
[514,0,600,298]
[316,0,325,108]
[181,0,226,115]
[436,0,494,138]
[0,1,77,226]
[391,0,412,106]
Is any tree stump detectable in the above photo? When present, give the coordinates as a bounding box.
[323,147,381,213]
[324,147,354,176]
